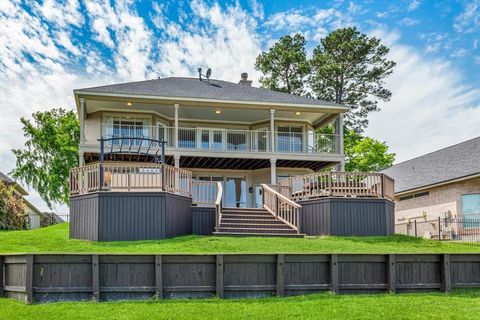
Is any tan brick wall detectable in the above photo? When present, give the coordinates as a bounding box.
[395,177,480,223]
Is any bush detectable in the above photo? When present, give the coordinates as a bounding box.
[0,179,26,230]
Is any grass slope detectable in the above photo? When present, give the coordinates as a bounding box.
[1,223,480,254]
[2,290,480,319]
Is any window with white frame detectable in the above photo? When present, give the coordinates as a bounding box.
[105,115,150,146]
[462,194,480,226]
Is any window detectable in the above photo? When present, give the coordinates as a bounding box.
[462,194,480,224]
[399,191,429,201]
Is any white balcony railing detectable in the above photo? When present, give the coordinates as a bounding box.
[83,123,339,154]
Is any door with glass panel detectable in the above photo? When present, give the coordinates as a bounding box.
[225,177,247,208]
[105,116,149,146]
[200,129,224,150]
[277,126,303,152]
[253,127,269,152]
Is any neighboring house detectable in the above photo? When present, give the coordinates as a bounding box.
[70,72,395,240]
[0,171,43,229]
[382,137,480,228]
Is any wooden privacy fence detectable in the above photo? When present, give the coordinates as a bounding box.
[70,162,192,197]
[2,253,479,303]
[278,172,395,202]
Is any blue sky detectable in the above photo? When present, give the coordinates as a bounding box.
[0,0,479,212]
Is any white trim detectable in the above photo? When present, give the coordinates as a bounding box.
[74,90,349,112]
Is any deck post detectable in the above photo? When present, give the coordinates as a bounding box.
[216,255,224,298]
[25,254,33,304]
[276,254,285,297]
[0,256,3,298]
[330,254,339,294]
[442,254,451,293]
[270,109,275,152]
[387,254,396,293]
[334,113,344,171]
[155,255,163,299]
[270,158,277,185]
[79,98,85,166]
[99,137,104,190]
[92,255,100,302]
[174,104,179,148]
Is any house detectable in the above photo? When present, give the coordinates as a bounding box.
[381,137,480,236]
[0,171,43,229]
[70,72,395,240]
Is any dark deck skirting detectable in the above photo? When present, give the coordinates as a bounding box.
[299,197,395,236]
[192,206,216,235]
[70,192,192,241]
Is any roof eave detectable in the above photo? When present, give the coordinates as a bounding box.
[395,172,480,196]
[73,90,350,113]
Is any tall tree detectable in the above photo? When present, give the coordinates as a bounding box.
[344,130,395,172]
[11,109,79,208]
[309,27,396,132]
[255,33,310,95]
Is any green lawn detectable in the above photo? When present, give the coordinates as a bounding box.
[2,290,480,319]
[1,223,480,254]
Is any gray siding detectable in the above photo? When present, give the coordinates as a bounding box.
[70,192,192,241]
[299,198,395,236]
[192,207,216,235]
[2,253,478,303]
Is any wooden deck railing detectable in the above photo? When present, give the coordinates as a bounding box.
[192,181,220,206]
[277,172,395,202]
[261,184,302,233]
[70,162,192,197]
[215,182,223,231]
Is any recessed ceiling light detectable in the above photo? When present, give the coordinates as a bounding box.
[126,102,133,106]
[215,110,221,114]
[295,112,301,115]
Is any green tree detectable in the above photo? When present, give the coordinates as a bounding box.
[309,27,396,132]
[255,33,310,95]
[0,179,26,230]
[11,109,79,208]
[344,130,395,172]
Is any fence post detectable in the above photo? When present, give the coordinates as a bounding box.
[387,254,396,293]
[414,220,417,238]
[92,255,99,302]
[438,217,441,241]
[330,254,339,294]
[155,255,163,299]
[0,256,3,298]
[381,174,385,198]
[442,254,451,293]
[216,255,224,298]
[25,254,33,304]
[276,254,285,297]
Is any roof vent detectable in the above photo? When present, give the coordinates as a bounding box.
[239,72,252,86]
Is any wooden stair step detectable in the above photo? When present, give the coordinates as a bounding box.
[217,227,297,232]
[213,231,305,238]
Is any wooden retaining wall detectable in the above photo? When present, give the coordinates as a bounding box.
[192,207,216,235]
[2,253,480,303]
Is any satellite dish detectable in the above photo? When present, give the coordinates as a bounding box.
[206,68,212,79]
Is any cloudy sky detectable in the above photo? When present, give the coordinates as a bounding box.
[1,0,479,212]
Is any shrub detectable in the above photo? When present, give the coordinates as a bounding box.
[0,179,26,230]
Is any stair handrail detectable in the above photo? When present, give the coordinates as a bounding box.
[215,181,223,231]
[261,184,302,233]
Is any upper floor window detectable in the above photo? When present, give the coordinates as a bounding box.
[105,116,150,146]
[277,126,303,152]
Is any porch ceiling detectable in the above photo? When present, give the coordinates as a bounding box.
[83,153,334,171]
[83,98,336,126]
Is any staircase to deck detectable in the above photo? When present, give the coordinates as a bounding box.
[213,208,305,237]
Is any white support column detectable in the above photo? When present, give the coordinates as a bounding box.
[335,113,345,172]
[270,109,275,152]
[270,158,277,185]
[174,154,180,168]
[174,104,179,148]
[79,98,85,166]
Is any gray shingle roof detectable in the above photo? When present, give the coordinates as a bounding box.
[381,136,480,193]
[75,77,344,108]
[0,171,15,185]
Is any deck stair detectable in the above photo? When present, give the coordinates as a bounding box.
[213,208,305,237]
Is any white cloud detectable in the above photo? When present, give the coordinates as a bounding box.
[454,0,480,32]
[366,30,480,163]
[399,17,420,26]
[407,0,421,12]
